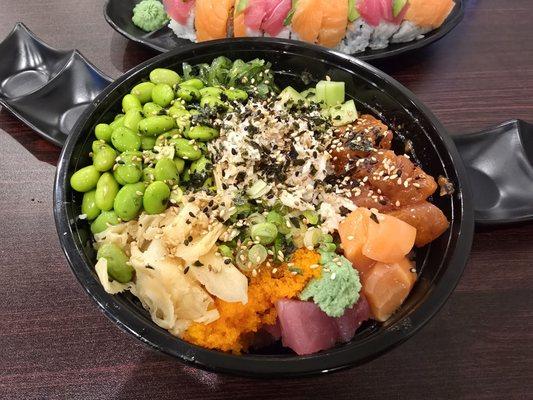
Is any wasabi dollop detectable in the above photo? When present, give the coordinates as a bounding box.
[299,250,361,318]
[132,0,169,32]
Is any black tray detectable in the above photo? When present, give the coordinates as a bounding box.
[1,23,532,225]
[0,23,112,146]
[103,0,464,61]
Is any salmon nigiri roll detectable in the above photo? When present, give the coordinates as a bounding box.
[164,0,457,55]
[195,0,235,41]
[290,0,324,43]
[317,0,349,48]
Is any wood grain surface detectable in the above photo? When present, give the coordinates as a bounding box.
[1,1,532,399]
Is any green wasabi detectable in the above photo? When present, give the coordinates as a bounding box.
[299,250,361,318]
[132,0,169,32]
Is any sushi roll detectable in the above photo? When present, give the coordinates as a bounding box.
[163,0,456,54]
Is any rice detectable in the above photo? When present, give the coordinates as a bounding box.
[369,21,400,50]
[391,21,430,43]
[336,19,373,54]
[168,10,196,42]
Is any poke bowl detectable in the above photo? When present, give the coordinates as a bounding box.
[54,38,474,377]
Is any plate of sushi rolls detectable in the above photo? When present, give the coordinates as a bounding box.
[105,0,463,61]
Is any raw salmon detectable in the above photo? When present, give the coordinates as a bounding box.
[362,212,416,263]
[338,207,375,274]
[404,0,455,29]
[362,257,416,321]
[233,6,248,37]
[195,0,235,41]
[291,0,323,43]
[317,0,349,48]
[388,201,450,247]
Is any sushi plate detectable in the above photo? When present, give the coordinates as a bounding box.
[103,0,464,62]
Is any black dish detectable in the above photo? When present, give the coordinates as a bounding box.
[2,27,531,376]
[0,23,112,146]
[55,39,473,377]
[103,0,464,62]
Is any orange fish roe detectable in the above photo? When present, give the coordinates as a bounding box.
[182,248,321,353]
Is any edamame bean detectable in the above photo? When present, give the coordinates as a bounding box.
[111,126,141,152]
[138,116,176,137]
[97,243,133,283]
[123,109,144,133]
[70,165,101,192]
[114,151,143,184]
[224,88,248,101]
[143,181,171,214]
[95,123,112,142]
[173,138,202,160]
[122,94,142,113]
[250,222,278,245]
[113,169,126,186]
[154,158,179,184]
[168,108,191,133]
[188,125,219,141]
[91,210,120,234]
[95,172,120,211]
[180,78,204,90]
[113,182,146,221]
[143,102,163,117]
[141,135,157,150]
[176,85,200,102]
[109,115,124,130]
[152,83,174,107]
[142,167,156,183]
[92,140,107,154]
[173,158,185,173]
[149,68,181,87]
[131,81,155,104]
[81,190,101,220]
[200,87,223,98]
[93,145,117,172]
[200,96,226,109]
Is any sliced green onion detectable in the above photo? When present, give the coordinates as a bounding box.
[246,179,271,199]
[250,222,278,245]
[302,210,319,225]
[320,242,337,253]
[248,244,268,265]
[248,212,266,225]
[218,244,234,259]
[320,233,334,243]
[303,227,322,249]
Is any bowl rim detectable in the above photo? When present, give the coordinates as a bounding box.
[54,38,474,377]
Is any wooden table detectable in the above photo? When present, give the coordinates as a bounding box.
[1,1,532,398]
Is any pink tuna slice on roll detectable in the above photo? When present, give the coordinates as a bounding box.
[358,0,384,27]
[275,296,371,355]
[163,0,195,25]
[244,0,268,31]
[262,0,292,37]
[379,0,409,24]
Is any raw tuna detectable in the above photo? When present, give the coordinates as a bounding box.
[358,0,383,27]
[275,297,371,355]
[276,299,338,355]
[262,0,292,36]
[163,0,195,25]
[335,295,371,342]
[264,319,282,340]
[244,0,268,31]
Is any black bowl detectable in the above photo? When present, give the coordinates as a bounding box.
[54,39,474,377]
